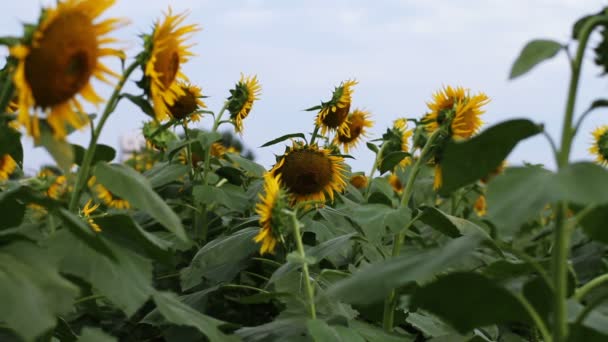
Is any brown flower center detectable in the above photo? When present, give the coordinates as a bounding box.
[338,124,362,144]
[277,150,333,195]
[322,103,350,128]
[169,87,197,119]
[154,45,180,88]
[25,10,97,107]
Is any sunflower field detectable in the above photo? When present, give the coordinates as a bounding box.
[3,1,608,342]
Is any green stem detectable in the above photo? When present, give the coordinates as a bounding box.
[552,16,608,342]
[182,123,195,180]
[517,294,553,342]
[364,143,387,197]
[400,129,442,208]
[288,211,316,319]
[148,119,176,139]
[309,125,320,146]
[74,294,105,304]
[575,273,608,302]
[68,61,139,211]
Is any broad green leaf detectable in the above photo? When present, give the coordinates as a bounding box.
[324,234,481,304]
[379,151,409,174]
[554,162,608,205]
[0,194,24,229]
[216,166,244,185]
[38,125,74,172]
[439,119,542,195]
[94,214,172,262]
[307,320,343,342]
[236,317,308,342]
[366,142,379,153]
[269,233,356,284]
[48,230,154,317]
[180,228,259,290]
[149,292,237,342]
[72,144,116,166]
[568,299,608,339]
[0,122,23,165]
[260,133,306,147]
[580,205,608,244]
[94,163,187,242]
[55,207,117,261]
[406,311,457,338]
[487,166,554,238]
[196,130,222,149]
[193,184,250,212]
[145,163,188,188]
[410,272,531,333]
[77,327,117,342]
[122,93,155,117]
[0,241,79,341]
[509,39,563,79]
[349,321,414,342]
[225,152,266,177]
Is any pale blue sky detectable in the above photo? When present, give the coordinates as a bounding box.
[2,0,608,174]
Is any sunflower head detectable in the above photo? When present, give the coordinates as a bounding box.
[474,194,487,217]
[315,79,358,137]
[379,118,414,170]
[0,154,18,181]
[271,143,348,204]
[88,176,130,209]
[350,174,368,189]
[388,173,403,194]
[47,175,69,199]
[254,173,289,255]
[142,8,200,121]
[11,0,124,139]
[227,74,261,133]
[422,86,489,140]
[590,125,608,165]
[168,82,206,122]
[333,109,373,153]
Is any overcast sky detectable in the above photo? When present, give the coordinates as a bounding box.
[2,0,608,174]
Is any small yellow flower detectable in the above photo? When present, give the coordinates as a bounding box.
[227,74,261,133]
[47,175,68,199]
[11,0,124,139]
[333,109,373,153]
[316,79,357,137]
[590,125,608,166]
[88,176,130,209]
[144,8,200,121]
[0,154,17,181]
[254,173,287,255]
[474,194,487,217]
[81,199,101,232]
[422,86,489,140]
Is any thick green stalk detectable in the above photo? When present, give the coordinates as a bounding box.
[575,273,608,302]
[552,15,608,342]
[288,211,316,319]
[382,129,442,331]
[68,61,139,211]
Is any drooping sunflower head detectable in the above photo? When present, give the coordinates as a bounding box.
[271,143,348,204]
[388,173,403,194]
[316,79,358,137]
[590,125,608,166]
[168,82,206,122]
[333,109,373,153]
[143,8,200,121]
[422,86,489,140]
[11,0,124,139]
[378,118,414,170]
[88,176,130,209]
[254,173,289,255]
[227,74,261,133]
[350,174,368,189]
[0,154,18,181]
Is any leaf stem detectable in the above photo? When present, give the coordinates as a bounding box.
[575,273,608,302]
[287,211,316,319]
[68,61,139,211]
[516,294,553,342]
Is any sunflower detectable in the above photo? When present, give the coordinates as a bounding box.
[168,82,206,122]
[144,9,200,121]
[333,109,373,153]
[81,199,101,232]
[271,143,348,204]
[11,0,124,139]
[254,173,288,255]
[0,154,17,181]
[350,174,368,189]
[316,79,357,137]
[393,118,414,168]
[474,194,487,217]
[388,173,403,194]
[47,175,69,199]
[433,164,442,190]
[88,176,130,209]
[590,125,608,166]
[422,86,489,140]
[227,74,261,133]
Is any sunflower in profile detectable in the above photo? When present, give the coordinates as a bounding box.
[316,79,357,137]
[227,74,261,133]
[350,174,368,189]
[168,82,206,123]
[88,176,130,209]
[144,9,200,121]
[393,118,414,168]
[271,143,348,204]
[333,109,373,153]
[590,125,608,166]
[254,173,288,255]
[388,173,403,194]
[11,0,124,139]
[0,154,17,181]
[47,175,69,199]
[432,162,443,190]
[81,199,101,232]
[422,86,489,140]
